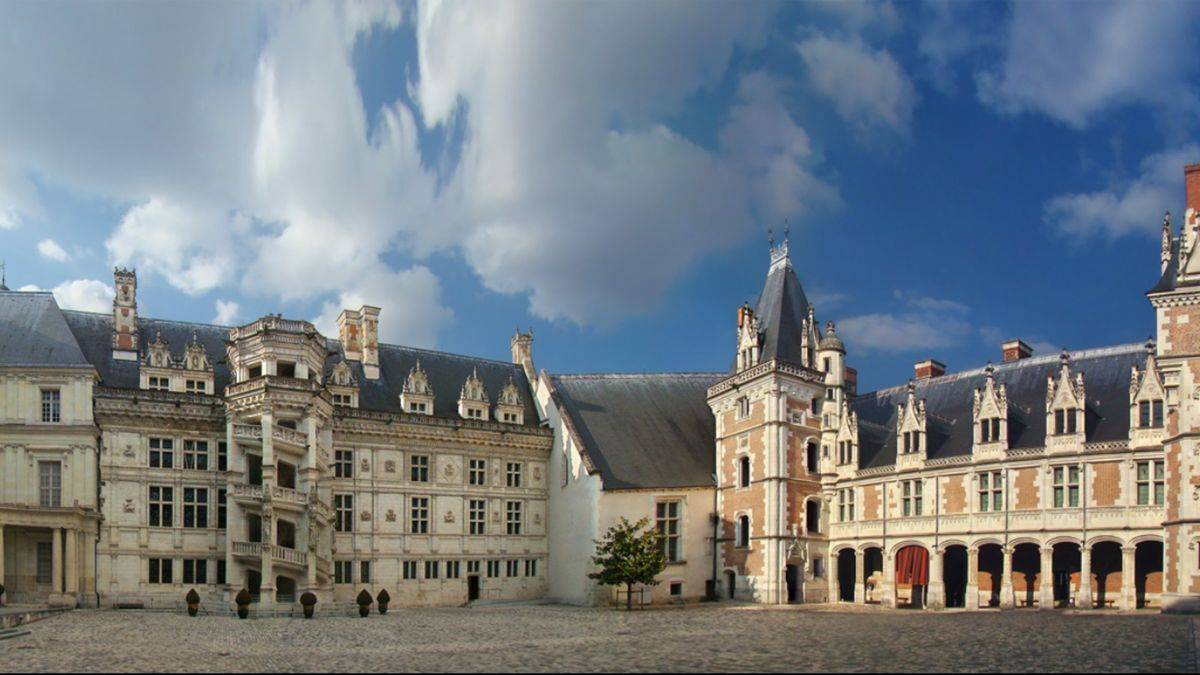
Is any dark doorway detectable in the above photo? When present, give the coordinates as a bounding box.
[1052,542,1081,607]
[726,571,737,599]
[1135,540,1163,609]
[247,453,263,486]
[837,549,856,602]
[806,501,821,535]
[863,547,883,604]
[785,564,799,603]
[943,545,968,608]
[276,576,296,603]
[248,514,263,543]
[1092,541,1123,609]
[246,569,262,602]
[467,575,480,602]
[277,519,296,549]
[277,461,297,489]
[978,544,1003,607]
[1013,543,1041,608]
[806,442,819,474]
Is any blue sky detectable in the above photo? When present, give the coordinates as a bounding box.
[1,1,1198,392]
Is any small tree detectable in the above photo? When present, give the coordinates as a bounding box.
[588,517,667,610]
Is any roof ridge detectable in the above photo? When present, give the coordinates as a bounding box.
[552,371,725,379]
[857,341,1146,399]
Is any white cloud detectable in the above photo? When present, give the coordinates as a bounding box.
[795,33,916,135]
[313,266,452,349]
[837,290,972,352]
[977,1,1200,128]
[213,299,239,326]
[1044,145,1199,239]
[106,198,239,295]
[37,238,71,262]
[49,279,114,313]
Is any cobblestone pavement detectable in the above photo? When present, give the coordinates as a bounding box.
[1,604,1194,672]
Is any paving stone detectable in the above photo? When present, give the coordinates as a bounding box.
[0,605,1191,672]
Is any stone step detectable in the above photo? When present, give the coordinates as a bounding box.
[0,628,31,641]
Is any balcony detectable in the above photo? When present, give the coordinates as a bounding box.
[226,374,323,400]
[826,505,1166,543]
[229,483,264,505]
[269,485,307,512]
[230,422,307,453]
[231,541,309,570]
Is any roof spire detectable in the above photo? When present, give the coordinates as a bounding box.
[768,220,790,269]
[0,259,6,291]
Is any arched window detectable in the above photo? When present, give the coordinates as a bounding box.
[806,500,820,534]
[737,515,750,548]
[736,397,750,419]
[738,456,751,488]
[806,442,819,474]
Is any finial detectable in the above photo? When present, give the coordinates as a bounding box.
[767,227,775,249]
[985,360,995,377]
[1060,348,1070,366]
[1146,336,1156,354]
[907,378,916,395]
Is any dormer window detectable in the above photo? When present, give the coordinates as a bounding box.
[901,431,921,454]
[409,401,428,414]
[185,379,206,394]
[1053,408,1077,436]
[148,376,170,391]
[837,440,854,466]
[979,418,1001,443]
[465,407,484,419]
[1138,400,1165,428]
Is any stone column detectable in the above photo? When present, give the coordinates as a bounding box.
[881,553,895,608]
[52,528,64,594]
[1039,546,1054,609]
[966,547,979,610]
[259,409,275,607]
[0,523,6,594]
[304,411,319,591]
[1000,546,1014,609]
[65,528,79,595]
[1078,546,1092,609]
[1121,546,1137,611]
[854,549,864,604]
[928,547,945,609]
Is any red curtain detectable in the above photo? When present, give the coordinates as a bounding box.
[896,546,929,586]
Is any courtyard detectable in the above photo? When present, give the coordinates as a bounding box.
[0,604,1194,673]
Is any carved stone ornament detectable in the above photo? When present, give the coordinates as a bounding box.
[360,510,372,522]
[384,460,396,473]
[533,467,542,481]
[491,512,501,523]
[444,462,456,477]
[385,509,397,523]
[444,510,455,523]
[360,458,370,473]
[123,499,135,514]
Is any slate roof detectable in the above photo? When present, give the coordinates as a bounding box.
[549,373,723,490]
[1148,235,1185,294]
[751,259,811,368]
[850,343,1148,469]
[0,291,92,368]
[37,299,542,426]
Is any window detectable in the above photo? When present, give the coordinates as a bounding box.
[334,450,353,479]
[334,493,353,532]
[1140,400,1166,428]
[978,471,1003,512]
[360,561,371,584]
[332,393,353,406]
[446,561,461,579]
[670,582,683,597]
[838,440,854,466]
[506,559,520,577]
[525,559,538,577]
[38,461,61,507]
[501,411,520,423]
[149,438,174,469]
[425,560,440,579]
[182,559,207,585]
[217,442,228,472]
[738,456,751,488]
[183,487,208,528]
[806,442,819,474]
[902,480,923,516]
[409,401,428,413]
[469,499,487,535]
[277,362,296,378]
[902,431,920,454]
[36,542,52,583]
[838,489,855,522]
[185,379,206,394]
[216,560,226,585]
[1137,460,1166,506]
[980,418,1002,443]
[149,486,173,527]
[41,389,61,423]
[467,560,481,576]
[217,489,227,529]
[148,376,169,391]
[736,397,750,419]
[335,561,352,584]
[813,558,825,579]
[656,501,681,562]
[506,462,523,488]
[805,500,821,534]
[466,407,484,419]
[487,560,501,578]
[1054,408,1078,435]
[410,455,430,482]
[506,500,523,535]
[1052,465,1081,508]
[183,440,208,471]
[248,363,262,379]
[736,515,750,548]
[410,496,430,534]
[149,558,173,584]
[402,561,418,580]
[469,459,487,486]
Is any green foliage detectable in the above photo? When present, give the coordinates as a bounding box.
[588,517,667,609]
[300,591,317,606]
[376,589,390,605]
[185,588,200,605]
[356,589,372,606]
[235,588,252,606]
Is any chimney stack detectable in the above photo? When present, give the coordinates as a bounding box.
[337,309,362,362]
[1186,163,1200,215]
[359,306,381,380]
[844,366,858,398]
[112,267,139,361]
[510,328,535,385]
[1002,339,1033,363]
[914,359,946,380]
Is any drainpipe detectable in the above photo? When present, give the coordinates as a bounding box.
[94,432,102,609]
[710,471,719,601]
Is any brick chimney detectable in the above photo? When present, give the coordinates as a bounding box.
[843,366,858,398]
[914,359,946,380]
[112,267,139,361]
[1186,163,1200,214]
[1002,339,1033,363]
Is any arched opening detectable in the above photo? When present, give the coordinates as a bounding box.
[806,442,819,474]
[1091,541,1123,610]
[977,543,1003,607]
[863,547,883,604]
[894,545,929,609]
[1051,542,1080,608]
[1135,540,1163,609]
[1012,543,1041,608]
[837,549,856,602]
[276,576,296,603]
[246,569,262,602]
[276,519,296,550]
[943,545,968,608]
[277,461,297,489]
[736,516,750,548]
[806,500,821,535]
[738,456,751,488]
[247,513,263,543]
[725,571,737,600]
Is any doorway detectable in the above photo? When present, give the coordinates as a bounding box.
[467,575,480,602]
[785,564,799,603]
[837,549,856,602]
[726,571,736,599]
